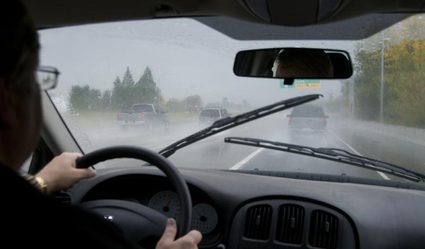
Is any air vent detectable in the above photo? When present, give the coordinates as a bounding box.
[276,204,305,244]
[244,204,272,240]
[309,210,339,249]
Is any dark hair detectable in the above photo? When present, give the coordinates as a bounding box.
[275,48,333,77]
[0,0,39,88]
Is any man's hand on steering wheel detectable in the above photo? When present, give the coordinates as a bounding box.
[157,219,202,249]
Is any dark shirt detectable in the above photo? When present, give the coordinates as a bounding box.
[0,164,140,248]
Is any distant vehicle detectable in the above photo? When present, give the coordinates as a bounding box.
[287,105,328,132]
[199,107,230,125]
[117,103,168,127]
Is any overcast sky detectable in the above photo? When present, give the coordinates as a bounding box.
[39,18,356,107]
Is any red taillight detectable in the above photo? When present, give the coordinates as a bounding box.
[140,113,144,119]
[288,117,292,125]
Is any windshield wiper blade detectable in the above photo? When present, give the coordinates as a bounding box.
[159,94,322,158]
[225,137,425,182]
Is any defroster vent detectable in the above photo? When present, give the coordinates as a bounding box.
[244,204,272,240]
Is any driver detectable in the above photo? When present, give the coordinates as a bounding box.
[0,0,202,248]
[273,48,334,78]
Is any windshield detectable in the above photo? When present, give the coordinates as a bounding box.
[41,15,425,183]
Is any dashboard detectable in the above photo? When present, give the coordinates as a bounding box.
[78,174,222,245]
[68,166,425,249]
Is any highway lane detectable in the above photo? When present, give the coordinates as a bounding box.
[165,115,392,181]
[230,132,388,180]
[73,112,422,182]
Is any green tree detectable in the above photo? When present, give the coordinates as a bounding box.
[111,67,137,110]
[111,66,164,110]
[135,66,161,104]
[353,37,425,127]
[184,95,203,112]
[165,98,185,112]
[88,88,101,110]
[122,67,135,87]
[69,85,87,111]
[100,90,112,110]
[69,85,102,111]
[111,76,125,110]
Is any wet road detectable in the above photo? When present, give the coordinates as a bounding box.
[168,116,390,181]
[71,112,424,181]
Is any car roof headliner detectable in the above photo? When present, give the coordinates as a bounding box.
[23,0,424,40]
[194,14,409,40]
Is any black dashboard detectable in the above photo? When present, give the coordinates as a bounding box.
[68,166,425,249]
[78,174,222,246]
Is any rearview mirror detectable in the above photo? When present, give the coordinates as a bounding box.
[233,48,353,81]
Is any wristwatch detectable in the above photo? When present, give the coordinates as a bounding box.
[34,176,48,194]
[22,173,49,194]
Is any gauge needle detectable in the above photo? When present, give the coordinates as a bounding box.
[164,199,172,212]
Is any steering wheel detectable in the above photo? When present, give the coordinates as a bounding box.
[75,146,192,245]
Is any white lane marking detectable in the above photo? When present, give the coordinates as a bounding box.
[333,134,390,180]
[230,148,265,170]
[332,133,391,180]
[376,171,391,180]
[332,133,361,155]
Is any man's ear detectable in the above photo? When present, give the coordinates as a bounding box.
[0,79,18,129]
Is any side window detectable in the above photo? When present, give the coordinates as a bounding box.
[25,139,55,175]
[20,154,33,173]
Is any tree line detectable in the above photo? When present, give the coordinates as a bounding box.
[346,15,425,128]
[69,66,207,113]
[69,66,162,111]
[68,66,250,114]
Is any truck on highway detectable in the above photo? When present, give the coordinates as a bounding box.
[116,103,168,127]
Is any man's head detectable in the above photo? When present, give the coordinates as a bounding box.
[273,48,334,78]
[0,0,41,170]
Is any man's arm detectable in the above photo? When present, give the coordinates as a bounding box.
[24,152,95,194]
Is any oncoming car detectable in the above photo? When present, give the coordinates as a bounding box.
[17,0,425,249]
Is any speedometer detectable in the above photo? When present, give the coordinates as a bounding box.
[191,203,218,234]
[148,191,181,220]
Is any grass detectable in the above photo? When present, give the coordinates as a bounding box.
[73,110,198,125]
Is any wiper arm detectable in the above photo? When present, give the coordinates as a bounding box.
[159,94,322,158]
[225,137,425,182]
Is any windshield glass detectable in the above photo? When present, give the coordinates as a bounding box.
[41,15,425,182]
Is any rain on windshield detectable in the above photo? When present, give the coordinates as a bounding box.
[41,15,425,182]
